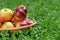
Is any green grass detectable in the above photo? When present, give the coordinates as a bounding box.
[0,0,60,40]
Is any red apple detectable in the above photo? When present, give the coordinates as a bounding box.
[25,18,34,25]
[13,5,27,21]
[11,17,19,26]
[0,23,2,28]
[0,8,13,23]
[16,20,28,27]
[16,17,33,27]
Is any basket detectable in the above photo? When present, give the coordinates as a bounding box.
[0,19,37,31]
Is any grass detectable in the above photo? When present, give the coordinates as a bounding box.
[0,0,60,40]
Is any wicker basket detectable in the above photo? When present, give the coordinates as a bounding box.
[0,19,37,31]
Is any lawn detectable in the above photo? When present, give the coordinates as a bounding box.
[0,0,60,40]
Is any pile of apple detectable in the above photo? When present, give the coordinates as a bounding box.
[0,5,33,29]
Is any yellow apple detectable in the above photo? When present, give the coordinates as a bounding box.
[1,22,14,28]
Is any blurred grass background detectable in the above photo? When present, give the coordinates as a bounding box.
[0,0,60,40]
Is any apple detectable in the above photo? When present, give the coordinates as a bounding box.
[16,17,33,27]
[25,18,34,25]
[1,22,14,28]
[16,19,28,27]
[13,5,27,21]
[11,17,19,26]
[0,23,2,28]
[0,8,13,23]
